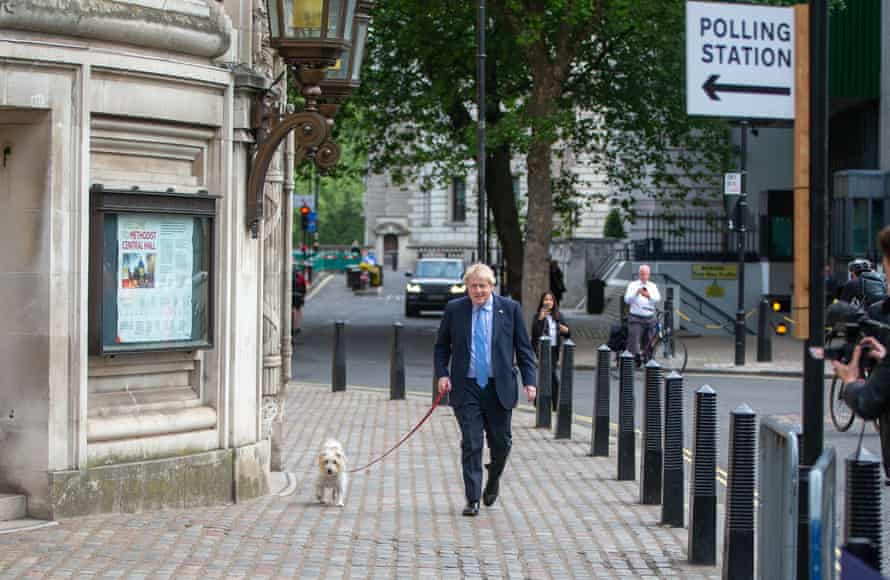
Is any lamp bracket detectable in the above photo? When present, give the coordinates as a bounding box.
[247,111,330,238]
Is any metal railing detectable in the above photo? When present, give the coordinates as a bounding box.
[655,273,756,336]
[808,447,838,580]
[624,213,759,262]
[758,416,801,580]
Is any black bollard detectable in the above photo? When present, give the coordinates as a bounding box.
[535,336,553,429]
[640,360,663,505]
[555,340,575,439]
[332,320,346,392]
[757,298,772,363]
[591,345,612,457]
[722,404,757,580]
[689,385,718,565]
[617,350,635,481]
[432,375,451,406]
[390,322,405,400]
[662,371,685,527]
[664,288,675,352]
[844,447,884,573]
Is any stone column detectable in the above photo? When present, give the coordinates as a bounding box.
[271,126,295,471]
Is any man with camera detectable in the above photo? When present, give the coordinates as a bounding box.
[830,226,890,484]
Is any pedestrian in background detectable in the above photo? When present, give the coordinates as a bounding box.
[434,263,537,517]
[531,291,571,411]
[292,266,308,339]
[624,264,660,366]
[549,258,566,305]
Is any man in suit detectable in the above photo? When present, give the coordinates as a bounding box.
[434,263,538,517]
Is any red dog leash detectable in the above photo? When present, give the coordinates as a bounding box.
[348,389,447,473]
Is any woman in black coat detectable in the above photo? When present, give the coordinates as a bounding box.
[531,291,571,411]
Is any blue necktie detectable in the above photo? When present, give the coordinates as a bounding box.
[474,307,489,388]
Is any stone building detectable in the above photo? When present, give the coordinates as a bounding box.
[364,155,614,273]
[0,0,314,520]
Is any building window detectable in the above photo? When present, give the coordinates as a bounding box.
[422,188,431,226]
[452,177,466,222]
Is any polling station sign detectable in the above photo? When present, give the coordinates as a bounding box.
[686,1,795,120]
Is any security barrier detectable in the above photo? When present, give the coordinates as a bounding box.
[758,416,801,580]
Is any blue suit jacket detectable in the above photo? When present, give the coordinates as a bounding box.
[434,295,538,409]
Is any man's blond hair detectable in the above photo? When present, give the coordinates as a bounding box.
[463,263,496,286]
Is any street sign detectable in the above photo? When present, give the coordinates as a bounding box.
[724,172,742,195]
[686,1,795,120]
[307,222,317,233]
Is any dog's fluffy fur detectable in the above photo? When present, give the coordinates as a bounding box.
[315,439,348,507]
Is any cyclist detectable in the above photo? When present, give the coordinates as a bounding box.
[624,264,661,366]
[839,258,887,309]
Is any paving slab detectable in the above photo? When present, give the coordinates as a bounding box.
[0,384,722,578]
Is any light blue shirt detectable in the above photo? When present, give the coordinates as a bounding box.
[468,295,493,379]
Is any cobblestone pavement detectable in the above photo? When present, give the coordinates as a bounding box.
[0,384,720,579]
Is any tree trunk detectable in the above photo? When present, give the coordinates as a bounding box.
[487,144,523,300]
[521,136,554,330]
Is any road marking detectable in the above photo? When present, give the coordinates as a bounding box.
[305,273,334,301]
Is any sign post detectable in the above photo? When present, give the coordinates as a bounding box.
[687,0,796,367]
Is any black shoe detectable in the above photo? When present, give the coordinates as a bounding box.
[462,501,480,517]
[483,478,500,507]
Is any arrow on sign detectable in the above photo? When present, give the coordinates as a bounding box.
[702,74,791,102]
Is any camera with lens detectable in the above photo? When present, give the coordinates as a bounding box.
[824,301,890,368]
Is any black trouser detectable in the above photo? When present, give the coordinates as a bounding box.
[455,379,512,503]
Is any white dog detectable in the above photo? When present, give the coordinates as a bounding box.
[315,439,348,507]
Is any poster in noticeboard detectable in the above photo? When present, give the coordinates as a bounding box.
[116,214,194,344]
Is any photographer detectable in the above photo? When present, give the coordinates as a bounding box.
[830,225,890,485]
[830,337,890,422]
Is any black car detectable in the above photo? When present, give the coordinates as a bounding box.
[404,258,466,317]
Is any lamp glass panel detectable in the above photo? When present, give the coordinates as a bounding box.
[288,0,324,38]
[327,0,344,38]
[327,52,351,80]
[350,20,368,81]
[269,0,280,37]
[343,0,356,41]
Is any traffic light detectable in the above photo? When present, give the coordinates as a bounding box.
[300,205,310,231]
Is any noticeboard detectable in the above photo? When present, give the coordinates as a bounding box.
[89,185,217,355]
[692,263,738,280]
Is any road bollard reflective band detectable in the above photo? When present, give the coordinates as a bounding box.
[617,351,635,481]
[722,403,756,580]
[390,322,405,400]
[689,385,718,565]
[757,298,773,363]
[662,371,685,527]
[641,360,663,505]
[332,320,346,392]
[844,447,884,574]
[555,340,575,440]
[536,336,553,429]
[591,345,612,457]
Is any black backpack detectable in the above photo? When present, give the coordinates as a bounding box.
[607,324,627,352]
[858,271,887,308]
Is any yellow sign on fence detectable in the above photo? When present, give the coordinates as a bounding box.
[692,264,738,280]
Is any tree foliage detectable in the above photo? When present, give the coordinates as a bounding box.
[344,0,826,311]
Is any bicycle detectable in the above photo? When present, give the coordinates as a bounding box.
[612,311,688,376]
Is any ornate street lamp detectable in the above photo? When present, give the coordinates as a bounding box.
[318,0,373,115]
[246,0,363,237]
